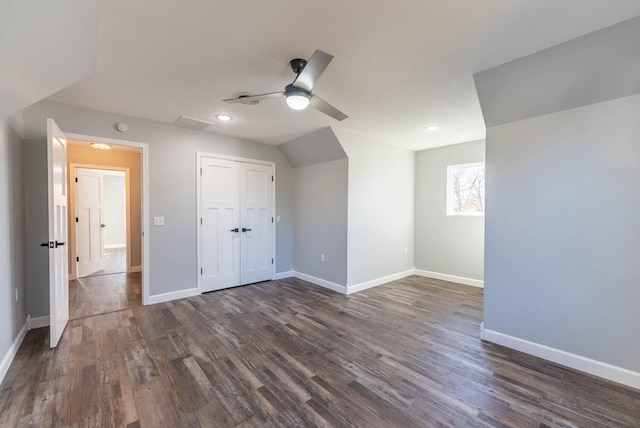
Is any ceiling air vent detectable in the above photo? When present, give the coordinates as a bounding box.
[174,116,216,131]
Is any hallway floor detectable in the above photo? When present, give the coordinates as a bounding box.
[69,272,141,320]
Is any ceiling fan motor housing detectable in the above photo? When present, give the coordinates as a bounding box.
[289,58,307,75]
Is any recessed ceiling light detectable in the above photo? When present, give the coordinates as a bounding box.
[215,114,233,121]
[425,125,439,131]
[90,143,112,150]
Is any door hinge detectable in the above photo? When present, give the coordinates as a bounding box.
[271,258,274,264]
[272,175,274,182]
[200,168,203,175]
[76,256,79,262]
[200,268,203,275]
[75,177,78,183]
[200,217,202,225]
[75,217,78,223]
[271,217,274,223]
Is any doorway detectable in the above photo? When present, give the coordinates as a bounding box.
[65,136,149,320]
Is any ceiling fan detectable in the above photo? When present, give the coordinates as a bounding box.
[223,49,348,121]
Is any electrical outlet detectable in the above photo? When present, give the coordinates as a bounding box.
[154,216,165,226]
[320,254,325,262]
[15,287,18,302]
[404,247,408,255]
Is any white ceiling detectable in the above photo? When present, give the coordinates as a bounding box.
[49,1,640,150]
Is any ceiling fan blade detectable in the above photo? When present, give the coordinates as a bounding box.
[293,49,333,92]
[223,91,283,104]
[310,95,348,121]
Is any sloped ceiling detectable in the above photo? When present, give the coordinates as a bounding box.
[0,0,101,119]
[475,16,640,127]
[45,1,640,150]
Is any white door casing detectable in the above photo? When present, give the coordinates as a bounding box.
[47,118,69,348]
[198,154,275,293]
[76,168,105,277]
[201,158,241,292]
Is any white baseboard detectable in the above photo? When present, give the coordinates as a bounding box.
[128,265,142,273]
[29,315,50,329]
[0,318,28,385]
[293,272,347,294]
[347,269,415,294]
[414,269,484,288]
[273,270,294,280]
[148,287,199,305]
[105,244,126,249]
[480,322,640,390]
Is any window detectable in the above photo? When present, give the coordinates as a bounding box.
[447,162,485,215]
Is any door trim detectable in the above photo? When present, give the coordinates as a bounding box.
[196,152,276,293]
[69,164,131,279]
[66,133,150,306]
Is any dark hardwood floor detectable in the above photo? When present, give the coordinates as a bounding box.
[69,272,141,320]
[1,276,638,427]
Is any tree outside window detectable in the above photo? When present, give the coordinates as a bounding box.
[447,162,485,215]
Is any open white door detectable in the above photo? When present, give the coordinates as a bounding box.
[76,168,105,277]
[47,118,69,348]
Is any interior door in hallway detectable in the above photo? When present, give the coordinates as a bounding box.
[76,168,105,277]
[199,156,274,292]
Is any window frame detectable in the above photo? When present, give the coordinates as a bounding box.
[446,161,485,217]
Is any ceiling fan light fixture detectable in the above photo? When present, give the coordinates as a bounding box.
[284,85,310,110]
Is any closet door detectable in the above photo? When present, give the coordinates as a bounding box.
[240,163,274,285]
[199,155,274,292]
[201,158,240,292]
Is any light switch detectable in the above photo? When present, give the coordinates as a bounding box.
[276,216,281,223]
[154,217,165,226]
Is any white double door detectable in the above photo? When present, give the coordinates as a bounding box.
[199,156,274,292]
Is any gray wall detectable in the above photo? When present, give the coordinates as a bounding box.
[22,100,294,306]
[477,15,640,374]
[103,174,126,247]
[485,94,640,372]
[293,159,348,285]
[334,130,415,286]
[0,120,27,369]
[415,140,485,280]
[23,139,49,318]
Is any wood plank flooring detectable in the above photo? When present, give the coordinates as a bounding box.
[69,272,141,320]
[1,276,639,427]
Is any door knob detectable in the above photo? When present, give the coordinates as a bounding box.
[40,242,52,248]
[230,228,239,232]
[101,224,106,228]
[242,227,252,232]
[55,241,65,247]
